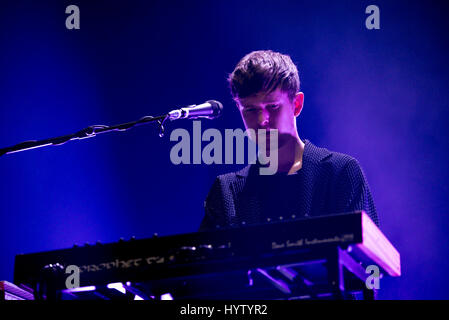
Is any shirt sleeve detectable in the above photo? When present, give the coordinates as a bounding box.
[334,158,380,228]
[199,177,227,231]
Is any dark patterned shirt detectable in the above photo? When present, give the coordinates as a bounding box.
[200,139,379,230]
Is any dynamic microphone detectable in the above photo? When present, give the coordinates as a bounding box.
[168,100,223,120]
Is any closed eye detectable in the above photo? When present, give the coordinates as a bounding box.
[267,104,280,110]
[244,107,259,112]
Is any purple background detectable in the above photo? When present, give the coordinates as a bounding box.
[1,0,448,299]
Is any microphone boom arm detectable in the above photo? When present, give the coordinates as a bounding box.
[0,100,223,157]
[0,114,169,157]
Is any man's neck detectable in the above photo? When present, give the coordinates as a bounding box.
[258,135,305,174]
[278,136,305,174]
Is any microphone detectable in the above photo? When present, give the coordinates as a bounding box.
[168,100,223,120]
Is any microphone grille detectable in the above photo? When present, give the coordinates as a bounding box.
[206,100,223,118]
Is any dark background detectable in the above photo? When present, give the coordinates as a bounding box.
[1,0,448,299]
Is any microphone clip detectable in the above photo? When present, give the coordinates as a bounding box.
[168,105,196,121]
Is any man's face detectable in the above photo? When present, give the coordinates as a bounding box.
[236,88,304,147]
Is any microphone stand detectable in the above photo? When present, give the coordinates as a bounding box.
[0,114,169,157]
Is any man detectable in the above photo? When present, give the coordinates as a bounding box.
[199,50,379,231]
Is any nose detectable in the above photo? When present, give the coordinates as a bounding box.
[258,109,270,128]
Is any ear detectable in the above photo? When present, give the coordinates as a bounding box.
[293,92,304,117]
